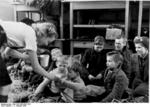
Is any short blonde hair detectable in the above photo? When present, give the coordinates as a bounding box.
[33,22,58,38]
[51,48,62,55]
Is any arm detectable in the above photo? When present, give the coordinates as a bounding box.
[4,47,28,60]
[81,49,90,69]
[26,50,55,80]
[34,78,50,95]
[102,75,128,102]
[55,77,85,91]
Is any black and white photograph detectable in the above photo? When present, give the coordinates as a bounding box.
[0,0,149,105]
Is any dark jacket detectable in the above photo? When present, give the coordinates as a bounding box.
[0,55,12,86]
[102,68,129,102]
[117,46,132,79]
[131,53,149,89]
[81,48,107,77]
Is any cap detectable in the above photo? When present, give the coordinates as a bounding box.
[94,36,105,44]
[134,36,149,50]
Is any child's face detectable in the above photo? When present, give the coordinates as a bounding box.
[56,61,68,72]
[106,56,118,69]
[135,43,147,57]
[115,38,126,51]
[94,43,104,52]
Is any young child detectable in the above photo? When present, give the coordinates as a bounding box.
[30,55,68,102]
[54,57,87,102]
[47,48,63,72]
[102,51,129,102]
[81,36,107,86]
[53,56,106,102]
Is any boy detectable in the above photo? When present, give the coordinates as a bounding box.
[102,51,129,102]
[81,36,107,86]
[131,36,149,98]
[30,56,68,102]
[0,25,12,102]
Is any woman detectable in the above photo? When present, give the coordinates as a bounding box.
[0,19,58,81]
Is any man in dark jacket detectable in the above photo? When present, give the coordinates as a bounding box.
[131,36,149,98]
[114,35,132,80]
[81,36,107,86]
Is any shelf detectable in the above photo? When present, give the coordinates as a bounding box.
[73,24,125,28]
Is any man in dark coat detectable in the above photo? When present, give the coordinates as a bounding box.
[114,36,132,80]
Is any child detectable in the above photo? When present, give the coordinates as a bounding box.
[0,25,12,102]
[54,57,87,102]
[102,51,129,102]
[47,48,63,72]
[54,56,106,102]
[81,36,107,86]
[30,55,68,102]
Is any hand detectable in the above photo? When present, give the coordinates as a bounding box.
[88,74,95,80]
[47,72,56,80]
[95,73,102,79]
[54,75,62,83]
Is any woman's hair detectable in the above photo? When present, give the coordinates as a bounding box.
[107,51,124,68]
[33,22,58,39]
[0,25,7,48]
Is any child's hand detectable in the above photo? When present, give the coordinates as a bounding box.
[88,74,95,80]
[54,75,62,82]
[95,73,102,79]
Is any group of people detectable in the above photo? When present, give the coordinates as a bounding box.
[0,19,149,103]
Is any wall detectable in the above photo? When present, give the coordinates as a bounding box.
[0,0,15,21]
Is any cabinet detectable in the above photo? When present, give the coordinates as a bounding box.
[13,1,42,21]
[138,1,150,37]
[67,0,130,55]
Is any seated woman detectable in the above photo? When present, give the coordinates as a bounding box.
[131,36,149,99]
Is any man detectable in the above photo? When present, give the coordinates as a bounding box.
[114,35,132,80]
[131,36,149,98]
[81,36,107,86]
[0,19,58,81]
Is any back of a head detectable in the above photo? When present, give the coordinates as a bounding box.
[20,18,35,26]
